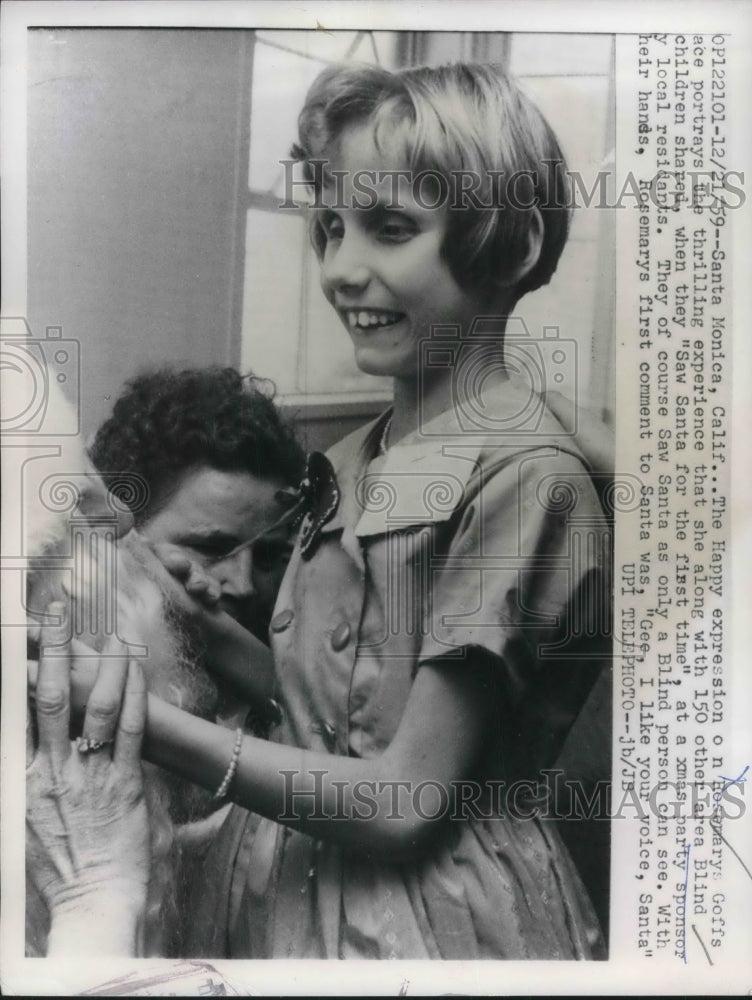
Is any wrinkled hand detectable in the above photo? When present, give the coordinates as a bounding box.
[28,633,102,728]
[26,612,150,955]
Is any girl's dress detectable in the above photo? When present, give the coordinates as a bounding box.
[188,383,611,959]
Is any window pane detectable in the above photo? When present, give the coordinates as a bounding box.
[248,32,401,192]
[255,29,398,65]
[509,33,612,76]
[518,75,611,242]
[248,43,325,192]
[240,207,305,391]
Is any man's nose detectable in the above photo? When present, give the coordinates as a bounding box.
[320,230,371,298]
[216,547,254,598]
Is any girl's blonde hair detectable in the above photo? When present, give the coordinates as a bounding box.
[294,61,572,304]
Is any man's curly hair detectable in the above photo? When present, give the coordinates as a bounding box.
[89,367,305,522]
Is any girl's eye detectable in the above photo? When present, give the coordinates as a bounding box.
[319,211,344,241]
[377,214,417,242]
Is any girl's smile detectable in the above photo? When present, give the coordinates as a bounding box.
[317,124,489,384]
[343,308,405,331]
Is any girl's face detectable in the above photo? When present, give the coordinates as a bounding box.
[317,124,484,382]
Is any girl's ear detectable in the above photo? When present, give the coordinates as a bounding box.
[498,206,544,288]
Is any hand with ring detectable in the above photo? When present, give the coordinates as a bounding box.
[26,608,151,956]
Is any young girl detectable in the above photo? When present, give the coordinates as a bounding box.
[30,61,611,960]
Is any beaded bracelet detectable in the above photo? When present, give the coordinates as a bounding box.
[213,727,243,801]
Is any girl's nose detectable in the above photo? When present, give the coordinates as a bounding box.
[320,231,371,298]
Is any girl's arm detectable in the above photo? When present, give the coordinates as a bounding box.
[144,652,497,860]
[191,603,276,707]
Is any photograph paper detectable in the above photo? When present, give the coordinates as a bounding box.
[1,1,750,995]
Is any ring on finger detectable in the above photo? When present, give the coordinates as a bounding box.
[75,736,114,755]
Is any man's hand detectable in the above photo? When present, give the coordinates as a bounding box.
[26,613,150,956]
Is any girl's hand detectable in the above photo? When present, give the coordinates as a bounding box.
[145,541,277,704]
[26,615,150,956]
[132,538,276,706]
[150,542,222,610]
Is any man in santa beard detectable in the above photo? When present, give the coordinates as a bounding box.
[25,367,304,956]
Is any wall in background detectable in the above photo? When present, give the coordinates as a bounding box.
[28,28,247,439]
[510,33,615,423]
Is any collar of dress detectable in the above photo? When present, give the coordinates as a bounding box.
[320,381,590,541]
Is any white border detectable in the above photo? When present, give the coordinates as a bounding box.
[2,1,751,995]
